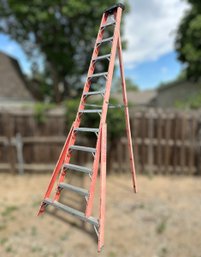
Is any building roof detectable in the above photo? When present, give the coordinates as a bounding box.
[0,51,33,102]
[112,90,157,106]
[157,79,195,92]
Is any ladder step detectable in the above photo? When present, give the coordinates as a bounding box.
[97,36,113,45]
[88,72,108,79]
[63,163,92,174]
[92,54,111,62]
[79,109,102,114]
[101,21,116,28]
[58,182,89,196]
[43,198,99,227]
[74,127,99,133]
[70,145,96,153]
[83,90,105,97]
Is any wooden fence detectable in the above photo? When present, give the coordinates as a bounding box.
[0,108,201,175]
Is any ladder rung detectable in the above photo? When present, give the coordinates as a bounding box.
[101,21,116,28]
[70,145,96,153]
[63,163,92,174]
[83,90,105,97]
[92,54,111,62]
[74,127,99,133]
[58,182,89,196]
[43,198,99,227]
[79,109,102,114]
[88,72,108,79]
[97,36,113,45]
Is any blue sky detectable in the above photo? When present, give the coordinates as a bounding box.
[123,52,182,90]
[0,0,190,90]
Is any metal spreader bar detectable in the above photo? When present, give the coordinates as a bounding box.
[37,3,137,253]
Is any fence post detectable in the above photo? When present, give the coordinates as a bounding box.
[15,133,24,175]
[2,112,16,173]
[147,109,154,174]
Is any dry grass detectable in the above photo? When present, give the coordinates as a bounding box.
[0,173,201,257]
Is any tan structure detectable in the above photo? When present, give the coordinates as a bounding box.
[155,80,200,108]
[0,51,33,102]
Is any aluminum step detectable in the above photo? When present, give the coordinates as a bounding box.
[74,127,99,133]
[58,182,89,196]
[88,72,108,79]
[92,54,111,62]
[69,145,96,153]
[63,163,92,174]
[83,90,105,97]
[43,198,99,227]
[79,109,102,114]
[97,36,113,45]
[101,21,116,28]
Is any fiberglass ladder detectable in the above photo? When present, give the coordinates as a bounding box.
[37,3,137,252]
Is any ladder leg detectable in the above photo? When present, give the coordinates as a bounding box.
[117,36,137,193]
[98,123,107,252]
[37,124,74,216]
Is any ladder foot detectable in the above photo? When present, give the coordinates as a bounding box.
[98,243,104,253]
[37,202,47,216]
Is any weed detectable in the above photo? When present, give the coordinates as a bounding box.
[144,170,154,179]
[0,238,8,245]
[32,200,41,207]
[159,246,168,257]
[156,217,168,234]
[1,205,18,217]
[108,251,117,257]
[5,246,13,253]
[60,234,68,241]
[31,226,37,236]
[0,224,6,230]
[31,246,42,252]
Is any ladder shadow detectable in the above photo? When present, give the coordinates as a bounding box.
[46,208,97,242]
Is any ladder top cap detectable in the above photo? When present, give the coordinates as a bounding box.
[104,3,125,14]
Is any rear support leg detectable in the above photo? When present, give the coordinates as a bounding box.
[98,123,107,252]
[117,35,137,193]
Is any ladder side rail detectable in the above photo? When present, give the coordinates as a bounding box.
[52,13,107,202]
[98,123,107,252]
[85,7,123,217]
[37,123,75,215]
[74,13,107,126]
[117,35,137,193]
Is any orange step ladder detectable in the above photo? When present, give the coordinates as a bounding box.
[37,3,137,252]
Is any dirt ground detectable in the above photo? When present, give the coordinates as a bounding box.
[0,173,201,257]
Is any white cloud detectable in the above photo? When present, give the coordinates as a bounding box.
[123,0,190,65]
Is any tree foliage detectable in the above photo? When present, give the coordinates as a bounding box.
[175,0,201,81]
[0,0,127,102]
[113,77,139,92]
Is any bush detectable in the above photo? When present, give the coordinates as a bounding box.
[64,97,126,142]
[175,90,201,109]
[34,102,55,124]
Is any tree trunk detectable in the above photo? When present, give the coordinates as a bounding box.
[50,65,61,103]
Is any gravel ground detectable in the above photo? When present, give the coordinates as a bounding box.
[0,173,201,257]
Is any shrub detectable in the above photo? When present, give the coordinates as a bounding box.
[64,97,126,142]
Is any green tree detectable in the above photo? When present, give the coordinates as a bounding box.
[125,78,139,91]
[175,0,201,81]
[113,77,139,92]
[0,1,128,102]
